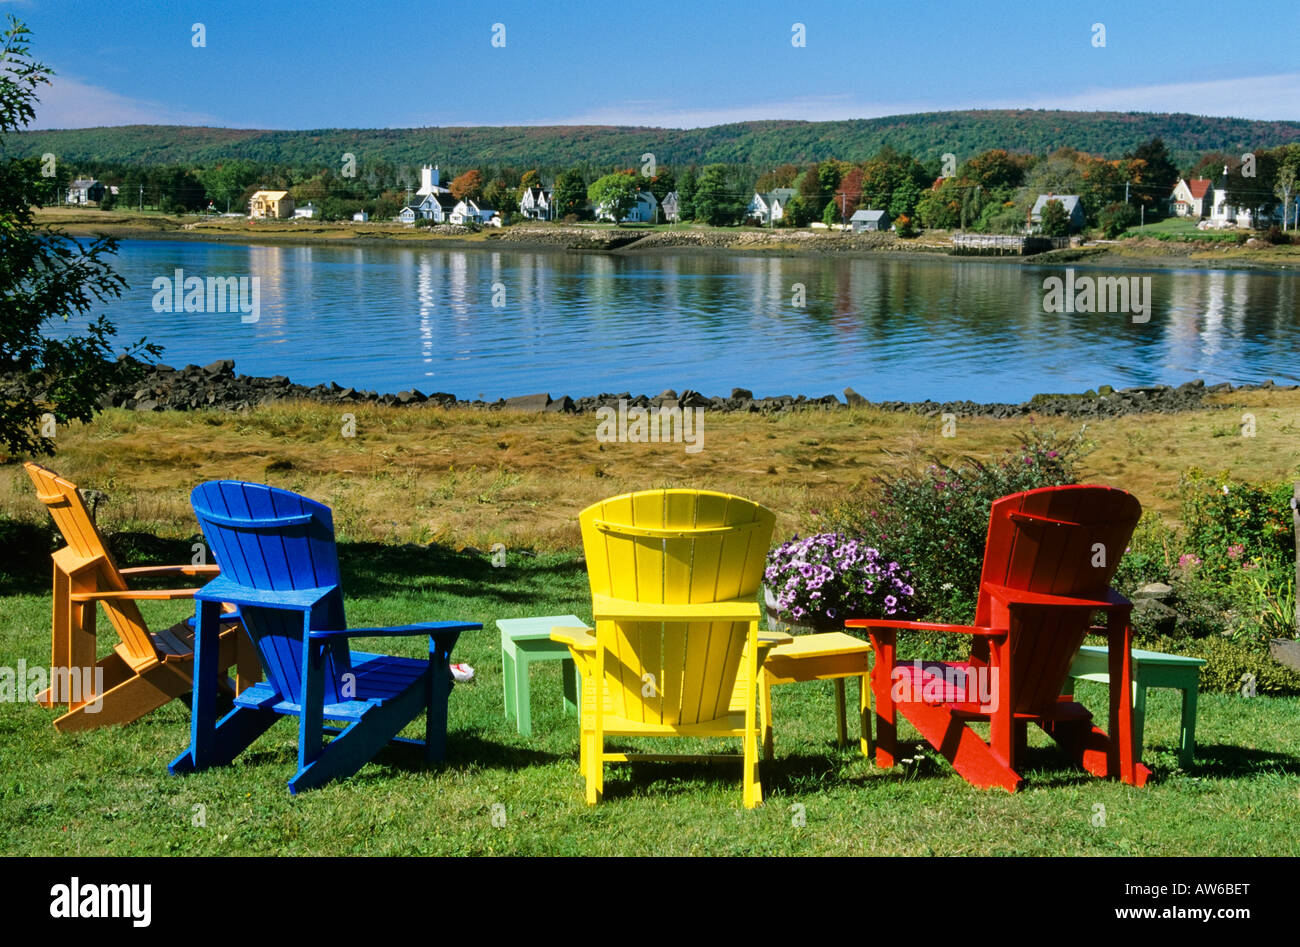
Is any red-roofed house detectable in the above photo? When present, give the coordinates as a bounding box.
[1170,178,1213,218]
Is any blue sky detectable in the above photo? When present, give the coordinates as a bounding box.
[12,0,1300,129]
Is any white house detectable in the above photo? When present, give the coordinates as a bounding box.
[352,210,369,222]
[1170,178,1213,218]
[662,191,680,222]
[398,205,418,224]
[67,178,105,204]
[451,199,496,225]
[519,186,553,219]
[850,208,890,232]
[293,203,317,219]
[596,190,658,223]
[1029,194,1086,232]
[1208,167,1269,229]
[747,187,797,225]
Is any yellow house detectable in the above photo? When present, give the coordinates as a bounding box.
[248,190,294,219]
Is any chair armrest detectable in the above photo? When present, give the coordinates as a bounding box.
[308,621,482,640]
[550,626,596,651]
[70,588,200,602]
[591,593,761,623]
[758,631,795,646]
[982,583,1131,611]
[845,618,1006,638]
[119,564,221,579]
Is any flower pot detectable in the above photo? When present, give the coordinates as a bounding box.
[762,586,847,635]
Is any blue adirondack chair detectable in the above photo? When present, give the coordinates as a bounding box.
[168,481,481,793]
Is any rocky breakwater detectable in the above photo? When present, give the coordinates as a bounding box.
[8,360,1283,420]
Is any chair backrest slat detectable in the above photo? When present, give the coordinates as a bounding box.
[191,481,350,705]
[581,489,775,726]
[24,462,157,663]
[974,485,1141,714]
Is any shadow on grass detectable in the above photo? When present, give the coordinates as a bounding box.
[1181,743,1300,779]
[0,519,588,607]
[337,541,586,604]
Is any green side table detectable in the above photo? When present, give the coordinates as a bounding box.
[1063,645,1207,767]
[497,614,584,737]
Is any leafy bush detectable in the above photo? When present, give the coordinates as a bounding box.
[1097,202,1137,238]
[821,426,1089,622]
[1179,471,1294,575]
[1264,225,1290,245]
[893,214,917,238]
[1112,511,1177,593]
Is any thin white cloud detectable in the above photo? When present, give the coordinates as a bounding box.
[1001,73,1300,122]
[523,73,1300,129]
[26,72,226,129]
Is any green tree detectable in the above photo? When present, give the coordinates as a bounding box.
[1039,198,1070,236]
[821,198,840,227]
[197,159,263,213]
[587,170,641,222]
[0,17,158,456]
[553,168,588,219]
[676,166,697,221]
[692,164,745,226]
[1124,138,1179,196]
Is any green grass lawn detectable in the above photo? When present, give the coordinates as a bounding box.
[2,542,1298,856]
[1120,217,1241,241]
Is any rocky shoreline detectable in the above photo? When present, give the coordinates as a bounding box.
[7,359,1291,420]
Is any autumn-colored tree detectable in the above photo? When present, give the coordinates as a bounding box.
[450,169,483,201]
[755,163,800,193]
[833,167,864,218]
[519,169,540,190]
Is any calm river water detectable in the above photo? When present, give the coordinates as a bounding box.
[58,239,1300,402]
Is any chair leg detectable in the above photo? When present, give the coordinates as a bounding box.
[834,678,848,748]
[760,671,775,761]
[289,681,426,794]
[871,645,898,768]
[859,673,871,757]
[54,659,190,732]
[1179,683,1198,768]
[501,647,517,723]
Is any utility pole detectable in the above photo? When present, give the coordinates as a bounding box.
[139,184,143,211]
[1125,182,1130,204]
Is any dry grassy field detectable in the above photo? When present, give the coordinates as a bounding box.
[4,388,1297,547]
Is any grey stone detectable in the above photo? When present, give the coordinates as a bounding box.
[844,387,867,407]
[1132,582,1174,602]
[203,359,235,375]
[504,392,551,412]
[731,388,754,400]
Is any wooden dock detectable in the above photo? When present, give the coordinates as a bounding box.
[950,233,1071,256]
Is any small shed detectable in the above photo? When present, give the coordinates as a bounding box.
[850,209,890,232]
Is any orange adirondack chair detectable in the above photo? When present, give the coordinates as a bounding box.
[846,484,1152,792]
[24,463,258,731]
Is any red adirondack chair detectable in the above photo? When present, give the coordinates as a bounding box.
[846,484,1152,792]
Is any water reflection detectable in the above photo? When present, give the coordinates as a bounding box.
[56,240,1300,401]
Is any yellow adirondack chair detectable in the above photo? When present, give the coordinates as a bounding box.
[551,489,790,808]
[24,463,258,731]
